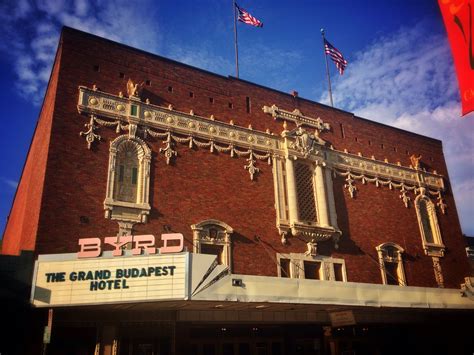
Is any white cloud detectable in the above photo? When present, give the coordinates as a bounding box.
[0,0,161,103]
[321,21,474,235]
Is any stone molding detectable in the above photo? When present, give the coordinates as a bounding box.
[77,86,445,192]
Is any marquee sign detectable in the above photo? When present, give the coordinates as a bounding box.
[31,234,188,307]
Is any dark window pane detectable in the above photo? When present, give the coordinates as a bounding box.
[334,263,344,281]
[385,262,399,285]
[132,167,138,185]
[280,259,290,278]
[304,261,321,280]
[119,165,124,182]
[200,244,224,265]
[420,200,434,243]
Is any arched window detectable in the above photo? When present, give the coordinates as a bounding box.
[191,220,233,271]
[114,140,139,203]
[415,189,445,257]
[104,135,151,224]
[376,243,406,286]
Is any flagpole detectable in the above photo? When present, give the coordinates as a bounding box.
[233,0,239,78]
[321,28,334,107]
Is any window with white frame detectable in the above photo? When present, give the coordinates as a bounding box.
[104,135,151,224]
[294,162,318,223]
[191,220,233,271]
[415,189,445,257]
[272,152,340,244]
[276,253,346,282]
[376,243,406,286]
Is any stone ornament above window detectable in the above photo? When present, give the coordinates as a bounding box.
[191,220,233,272]
[376,243,406,286]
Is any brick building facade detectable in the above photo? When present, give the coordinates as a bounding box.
[1,27,473,355]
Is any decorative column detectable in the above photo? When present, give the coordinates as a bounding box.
[315,164,330,227]
[325,167,338,229]
[191,225,202,253]
[285,157,299,225]
[432,257,445,288]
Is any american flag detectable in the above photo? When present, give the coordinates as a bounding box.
[324,39,348,75]
[236,4,263,28]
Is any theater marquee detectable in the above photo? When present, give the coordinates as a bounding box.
[31,234,189,307]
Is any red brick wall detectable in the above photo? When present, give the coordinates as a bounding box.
[7,27,469,288]
[1,42,62,255]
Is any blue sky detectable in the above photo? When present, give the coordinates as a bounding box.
[0,0,473,237]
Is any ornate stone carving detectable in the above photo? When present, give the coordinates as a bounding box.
[399,184,411,208]
[117,221,135,237]
[343,173,357,198]
[304,239,318,257]
[286,125,323,157]
[80,115,101,149]
[77,87,447,240]
[159,131,178,165]
[460,277,474,299]
[126,78,140,99]
[433,190,447,214]
[410,154,422,169]
[262,104,331,134]
[244,152,259,180]
[331,151,444,191]
[104,135,151,224]
[78,87,444,190]
[432,257,444,288]
[191,220,234,271]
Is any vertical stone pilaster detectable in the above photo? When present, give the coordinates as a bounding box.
[325,167,339,229]
[285,157,299,225]
[432,256,445,288]
[315,164,330,227]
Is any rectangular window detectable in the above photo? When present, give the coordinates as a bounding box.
[280,258,291,278]
[294,163,317,222]
[304,261,321,280]
[334,263,344,281]
[246,96,251,113]
[385,262,399,285]
[277,254,346,282]
[131,168,138,185]
[130,105,138,116]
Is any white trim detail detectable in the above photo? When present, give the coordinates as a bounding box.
[415,188,445,257]
[104,134,151,224]
[376,242,406,286]
[276,253,347,282]
[191,220,234,272]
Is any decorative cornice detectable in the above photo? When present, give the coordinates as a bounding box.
[77,86,445,192]
[78,86,280,154]
[329,150,445,191]
[262,104,330,133]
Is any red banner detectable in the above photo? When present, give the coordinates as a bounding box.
[439,0,474,116]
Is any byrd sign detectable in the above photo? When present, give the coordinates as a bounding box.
[31,234,188,307]
[77,233,184,258]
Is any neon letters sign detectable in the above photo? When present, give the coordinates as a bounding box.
[77,233,184,258]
